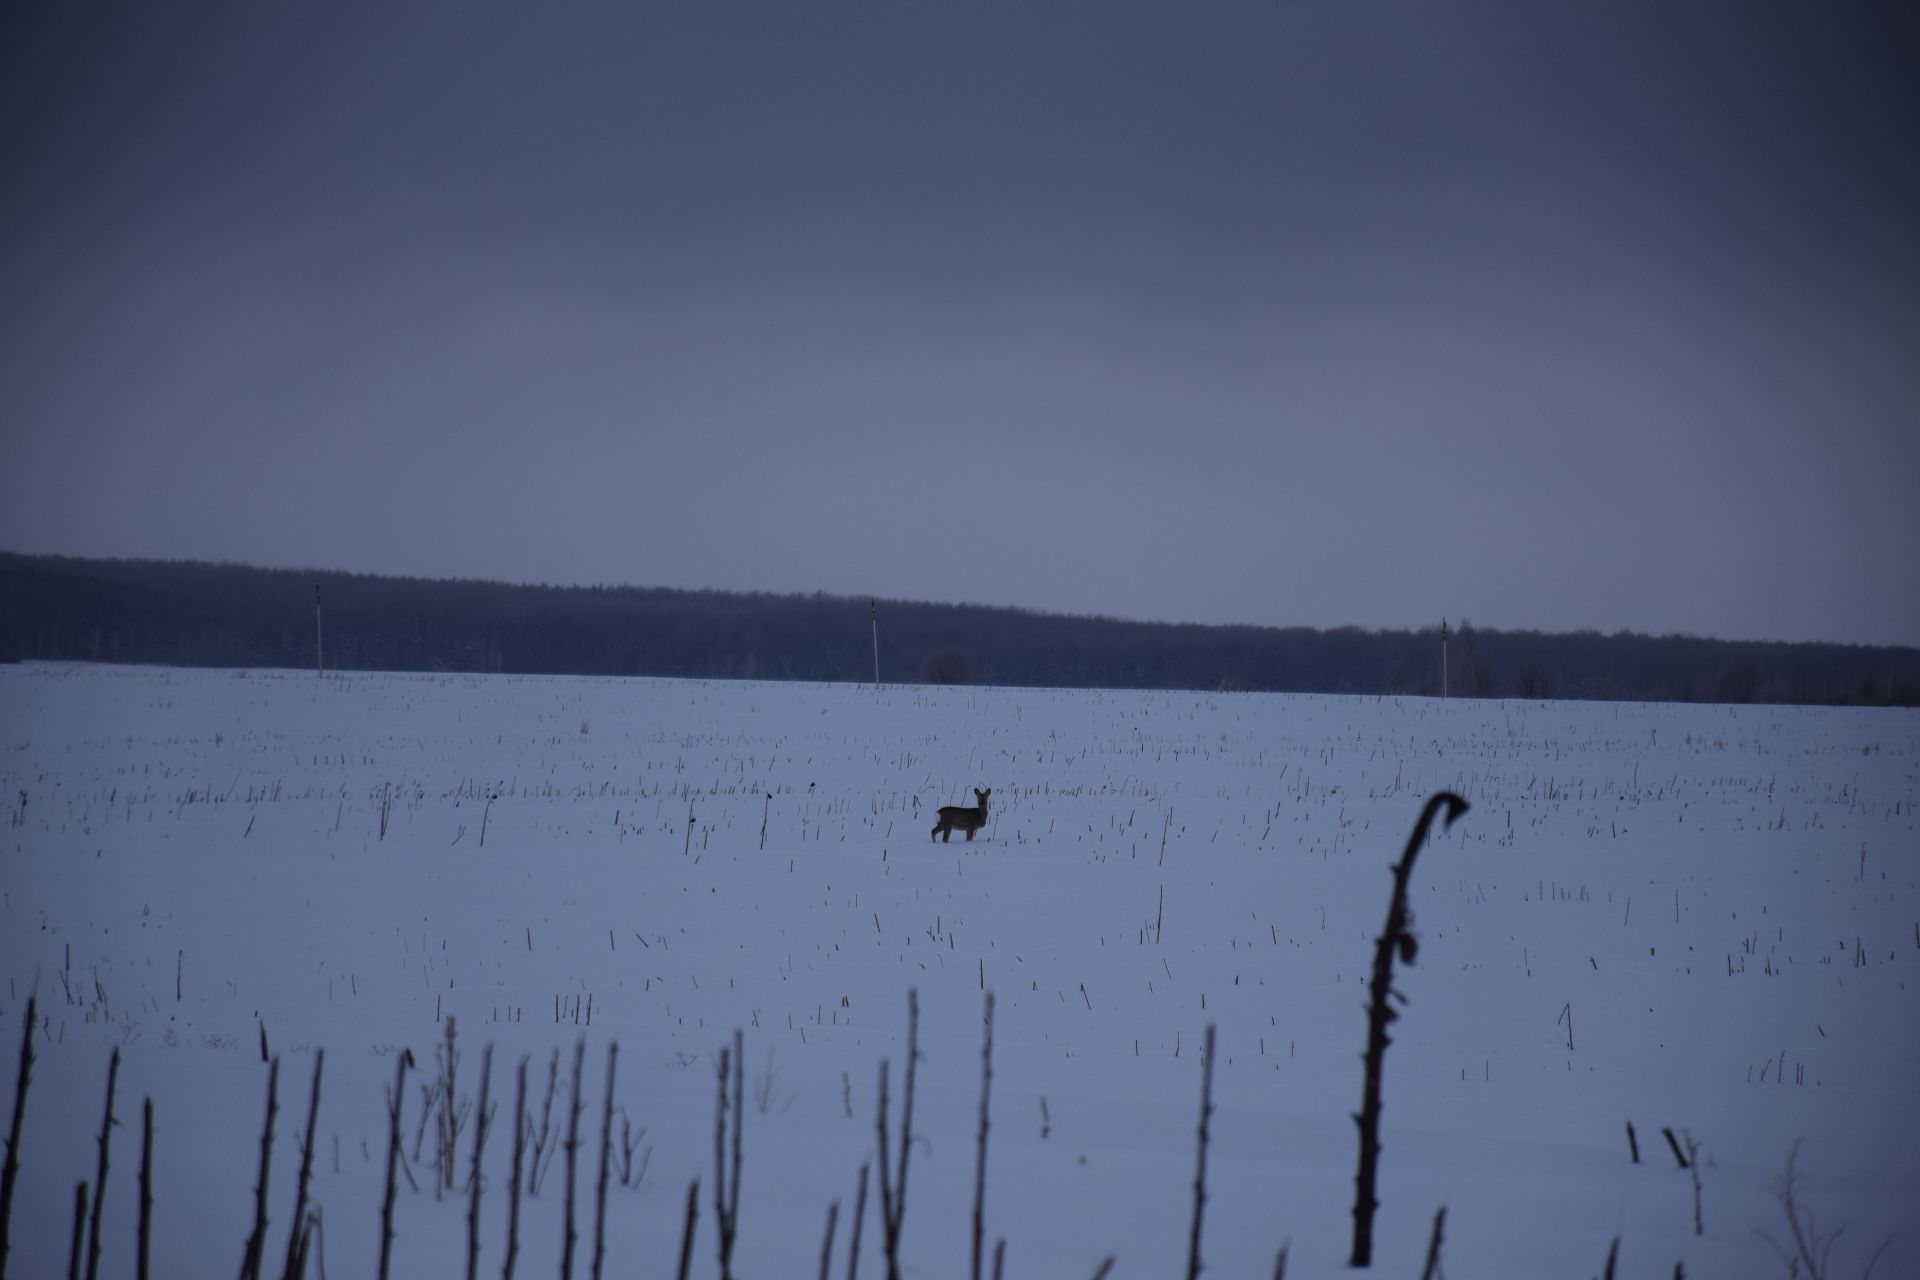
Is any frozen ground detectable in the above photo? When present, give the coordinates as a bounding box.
[1,662,1915,1278]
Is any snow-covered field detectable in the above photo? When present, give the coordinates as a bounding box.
[2,662,1915,1278]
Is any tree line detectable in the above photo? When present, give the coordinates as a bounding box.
[2,552,1914,706]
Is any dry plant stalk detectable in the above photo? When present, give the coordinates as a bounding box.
[817,1199,840,1280]
[85,1048,120,1280]
[674,1178,700,1280]
[137,1100,153,1280]
[1757,1140,1893,1280]
[1684,1131,1703,1236]
[1350,792,1469,1268]
[971,992,994,1280]
[281,1051,324,1280]
[560,1039,585,1280]
[238,1056,280,1280]
[464,1045,492,1280]
[525,1050,562,1196]
[434,1018,471,1195]
[0,996,38,1280]
[714,1030,745,1280]
[504,1056,527,1280]
[846,1162,868,1280]
[876,990,920,1280]
[377,1050,414,1280]
[1420,1207,1447,1280]
[591,1043,615,1280]
[1186,1024,1217,1280]
[67,1181,88,1280]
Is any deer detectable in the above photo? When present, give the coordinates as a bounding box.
[931,788,991,842]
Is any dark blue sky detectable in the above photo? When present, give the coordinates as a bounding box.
[4,3,1916,646]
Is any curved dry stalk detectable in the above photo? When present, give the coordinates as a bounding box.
[1350,792,1468,1268]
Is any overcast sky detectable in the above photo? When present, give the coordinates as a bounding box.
[3,3,1915,647]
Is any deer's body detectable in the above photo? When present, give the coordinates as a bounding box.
[932,788,991,842]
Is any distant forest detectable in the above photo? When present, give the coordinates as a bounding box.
[2,552,1915,706]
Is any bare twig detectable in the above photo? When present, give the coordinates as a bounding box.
[729,1036,742,1257]
[378,1051,414,1280]
[0,996,36,1280]
[818,1200,840,1280]
[67,1182,87,1280]
[972,993,994,1280]
[1661,1127,1689,1169]
[847,1163,869,1280]
[287,1207,319,1280]
[85,1048,120,1280]
[591,1043,615,1280]
[1187,1024,1217,1280]
[435,1019,469,1195]
[875,1062,891,1274]
[465,1046,492,1280]
[137,1100,154,1280]
[1684,1131,1703,1236]
[674,1179,699,1280]
[526,1050,561,1197]
[282,1052,324,1280]
[1350,792,1469,1268]
[1420,1207,1446,1280]
[1756,1140,1878,1280]
[614,1109,650,1190]
[714,1031,745,1280]
[560,1040,585,1280]
[504,1057,527,1280]
[877,990,920,1280]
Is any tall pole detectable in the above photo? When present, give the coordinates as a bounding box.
[315,584,324,678]
[870,599,880,690]
[1440,618,1448,700]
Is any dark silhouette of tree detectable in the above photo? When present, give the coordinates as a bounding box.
[1715,661,1758,703]
[1513,662,1556,700]
[1,552,1914,706]
[1448,620,1497,698]
[922,650,972,685]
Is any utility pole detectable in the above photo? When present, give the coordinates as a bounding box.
[315,583,324,677]
[871,599,880,690]
[1440,618,1448,699]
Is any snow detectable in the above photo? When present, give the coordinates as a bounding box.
[2,662,1916,1278]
